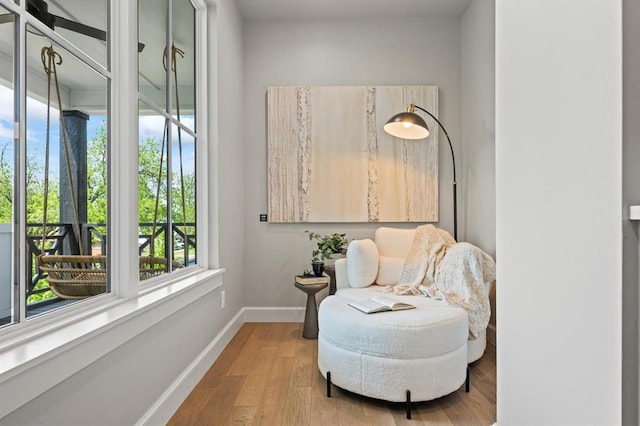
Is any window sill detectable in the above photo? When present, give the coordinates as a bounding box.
[0,268,224,419]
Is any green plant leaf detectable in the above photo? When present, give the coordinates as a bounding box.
[305,230,349,261]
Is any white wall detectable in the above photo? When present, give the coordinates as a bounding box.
[461,0,495,258]
[1,292,231,425]
[212,0,246,316]
[0,0,246,423]
[622,0,640,423]
[242,17,464,307]
[496,1,622,424]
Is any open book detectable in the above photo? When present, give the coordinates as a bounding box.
[348,295,415,314]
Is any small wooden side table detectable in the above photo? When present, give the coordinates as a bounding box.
[294,280,328,339]
[324,265,336,295]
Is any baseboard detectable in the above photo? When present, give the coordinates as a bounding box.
[242,306,305,323]
[136,308,245,426]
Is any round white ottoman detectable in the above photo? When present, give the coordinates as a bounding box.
[318,294,469,407]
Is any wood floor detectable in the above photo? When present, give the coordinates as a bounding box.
[168,323,496,425]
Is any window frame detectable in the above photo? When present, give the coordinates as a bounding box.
[136,0,205,284]
[0,3,219,414]
[8,0,115,325]
[0,0,213,336]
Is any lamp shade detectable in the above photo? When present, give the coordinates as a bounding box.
[383,111,430,140]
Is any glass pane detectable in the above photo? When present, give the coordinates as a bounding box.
[138,104,170,279]
[139,0,167,110]
[171,123,195,268]
[28,0,109,68]
[0,5,14,327]
[26,26,109,315]
[171,0,195,130]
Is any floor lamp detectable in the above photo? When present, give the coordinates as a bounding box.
[383,104,458,241]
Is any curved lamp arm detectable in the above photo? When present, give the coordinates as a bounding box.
[411,104,457,186]
[385,103,458,240]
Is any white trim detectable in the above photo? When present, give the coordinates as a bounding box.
[111,0,140,299]
[195,0,210,269]
[136,0,208,274]
[242,306,305,323]
[206,3,220,269]
[0,269,224,419]
[136,307,244,426]
[16,0,27,324]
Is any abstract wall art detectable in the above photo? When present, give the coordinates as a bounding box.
[267,85,439,223]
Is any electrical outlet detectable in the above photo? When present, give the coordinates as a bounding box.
[221,290,226,310]
[259,214,268,222]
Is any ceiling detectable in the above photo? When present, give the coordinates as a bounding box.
[0,0,473,110]
[0,0,195,112]
[235,0,473,20]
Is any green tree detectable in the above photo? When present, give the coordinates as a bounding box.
[1,120,197,304]
[138,135,168,224]
[138,135,168,258]
[86,121,196,258]
[24,145,60,304]
[0,141,61,226]
[26,150,60,227]
[87,123,108,224]
[172,166,195,221]
[0,143,12,223]
[86,122,188,221]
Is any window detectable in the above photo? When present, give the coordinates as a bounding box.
[0,0,207,330]
[138,0,197,280]
[0,0,111,326]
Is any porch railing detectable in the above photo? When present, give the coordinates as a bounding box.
[26,222,196,302]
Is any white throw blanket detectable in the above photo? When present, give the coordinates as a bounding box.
[393,224,455,293]
[385,225,496,338]
[431,242,495,338]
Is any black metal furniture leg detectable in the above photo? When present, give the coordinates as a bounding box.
[327,371,332,397]
[406,390,412,419]
[465,365,470,392]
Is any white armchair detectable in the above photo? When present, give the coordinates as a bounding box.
[332,225,494,363]
[319,226,491,407]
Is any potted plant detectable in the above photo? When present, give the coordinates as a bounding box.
[306,231,349,276]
